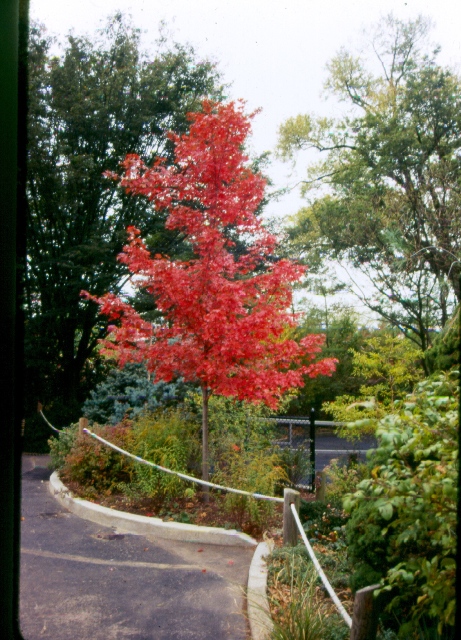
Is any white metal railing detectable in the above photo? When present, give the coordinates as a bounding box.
[82,427,284,503]
[290,502,352,628]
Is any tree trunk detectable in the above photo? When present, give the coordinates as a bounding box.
[201,385,210,503]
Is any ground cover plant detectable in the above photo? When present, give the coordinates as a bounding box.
[266,455,367,640]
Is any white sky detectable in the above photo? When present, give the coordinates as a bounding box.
[30,0,461,317]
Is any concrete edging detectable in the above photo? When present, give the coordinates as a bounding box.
[48,471,257,547]
[247,541,274,640]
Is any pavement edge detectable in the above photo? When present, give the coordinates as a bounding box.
[49,471,257,547]
[247,540,274,640]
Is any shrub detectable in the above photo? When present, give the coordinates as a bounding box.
[58,409,200,507]
[83,362,190,425]
[323,457,368,506]
[60,421,136,497]
[277,444,312,489]
[213,445,287,530]
[121,409,201,506]
[343,372,458,638]
[48,423,79,470]
[184,391,276,469]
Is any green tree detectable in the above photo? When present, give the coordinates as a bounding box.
[325,330,424,438]
[286,303,368,417]
[277,15,461,355]
[24,13,223,440]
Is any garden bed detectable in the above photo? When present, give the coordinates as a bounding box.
[61,479,317,541]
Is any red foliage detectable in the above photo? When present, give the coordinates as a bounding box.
[83,101,337,411]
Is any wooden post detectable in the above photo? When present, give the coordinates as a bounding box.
[350,584,380,640]
[79,417,88,437]
[283,488,300,547]
[315,470,326,502]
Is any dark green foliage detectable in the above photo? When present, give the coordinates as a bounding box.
[286,307,367,417]
[344,372,458,636]
[299,499,327,523]
[82,363,191,425]
[345,500,392,592]
[23,413,56,453]
[277,445,311,488]
[24,13,223,447]
[301,502,348,541]
[425,307,459,373]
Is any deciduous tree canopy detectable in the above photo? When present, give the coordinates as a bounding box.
[278,15,461,354]
[85,101,337,482]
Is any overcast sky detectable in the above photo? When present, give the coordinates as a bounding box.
[30,0,461,314]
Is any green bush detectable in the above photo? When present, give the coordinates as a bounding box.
[343,372,458,638]
[121,409,200,506]
[277,444,312,489]
[48,423,79,470]
[184,391,276,468]
[213,445,286,530]
[58,408,201,507]
[323,457,368,506]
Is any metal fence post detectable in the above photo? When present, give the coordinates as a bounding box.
[309,408,316,492]
[283,488,300,546]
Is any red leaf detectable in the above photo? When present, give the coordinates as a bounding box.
[85,101,336,411]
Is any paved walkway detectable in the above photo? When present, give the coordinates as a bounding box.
[20,455,255,640]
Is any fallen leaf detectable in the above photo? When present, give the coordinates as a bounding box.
[197,549,203,552]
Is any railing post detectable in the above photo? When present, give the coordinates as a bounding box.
[350,584,380,640]
[79,417,88,437]
[283,488,300,546]
[309,408,316,492]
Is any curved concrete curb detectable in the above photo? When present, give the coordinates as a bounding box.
[247,541,274,640]
[49,472,257,547]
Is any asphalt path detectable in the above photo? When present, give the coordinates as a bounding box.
[20,455,254,640]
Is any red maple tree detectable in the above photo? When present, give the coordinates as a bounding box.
[83,101,337,488]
